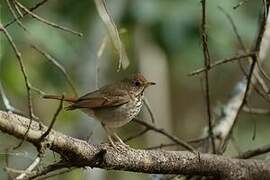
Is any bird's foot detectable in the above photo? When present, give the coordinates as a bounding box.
[112,133,130,149]
[109,142,129,152]
[117,141,130,149]
[107,134,130,151]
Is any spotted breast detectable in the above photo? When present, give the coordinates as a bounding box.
[91,93,143,128]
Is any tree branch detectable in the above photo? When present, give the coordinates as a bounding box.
[0,111,269,180]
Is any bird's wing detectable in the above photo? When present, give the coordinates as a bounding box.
[66,88,130,110]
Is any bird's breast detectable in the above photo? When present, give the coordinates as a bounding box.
[93,95,143,128]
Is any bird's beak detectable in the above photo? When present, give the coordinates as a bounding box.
[146,81,156,87]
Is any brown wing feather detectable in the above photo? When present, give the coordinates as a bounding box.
[66,87,130,110]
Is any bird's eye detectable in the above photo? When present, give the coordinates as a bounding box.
[134,80,141,86]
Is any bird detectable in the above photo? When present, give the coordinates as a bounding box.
[43,73,155,149]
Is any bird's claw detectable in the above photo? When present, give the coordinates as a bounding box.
[110,142,130,152]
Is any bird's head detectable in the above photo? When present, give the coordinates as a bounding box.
[123,73,156,95]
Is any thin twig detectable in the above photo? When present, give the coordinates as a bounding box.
[200,0,216,153]
[0,151,30,157]
[188,52,255,76]
[31,44,78,97]
[0,81,15,112]
[33,168,76,180]
[256,60,270,92]
[14,0,83,37]
[218,6,246,51]
[5,0,27,31]
[28,161,72,180]
[233,0,249,10]
[218,5,247,74]
[14,2,24,17]
[29,149,106,180]
[236,144,270,159]
[16,156,41,180]
[94,0,129,71]
[187,136,208,144]
[5,167,31,175]
[29,84,46,96]
[243,106,270,115]
[143,98,156,124]
[4,0,49,29]
[39,95,64,141]
[133,118,195,152]
[254,70,270,95]
[123,128,149,142]
[1,81,42,117]
[4,148,13,180]
[0,22,34,149]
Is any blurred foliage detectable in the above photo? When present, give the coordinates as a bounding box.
[0,0,269,180]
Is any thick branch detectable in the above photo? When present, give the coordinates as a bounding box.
[0,111,269,180]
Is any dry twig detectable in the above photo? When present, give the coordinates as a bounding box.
[39,95,64,141]
[243,106,270,115]
[233,0,250,9]
[189,52,254,76]
[133,118,195,152]
[94,0,129,71]
[4,0,49,29]
[200,0,216,153]
[14,0,83,37]
[16,156,41,180]
[31,45,78,97]
[237,144,270,159]
[0,22,34,149]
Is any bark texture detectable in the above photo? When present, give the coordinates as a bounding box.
[0,111,269,180]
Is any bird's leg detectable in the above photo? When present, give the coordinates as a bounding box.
[113,133,129,148]
[102,124,129,151]
[107,134,117,149]
[102,124,124,150]
[102,124,115,147]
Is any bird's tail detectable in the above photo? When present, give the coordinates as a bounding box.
[43,95,77,103]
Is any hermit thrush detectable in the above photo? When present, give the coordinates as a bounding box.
[43,73,155,148]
